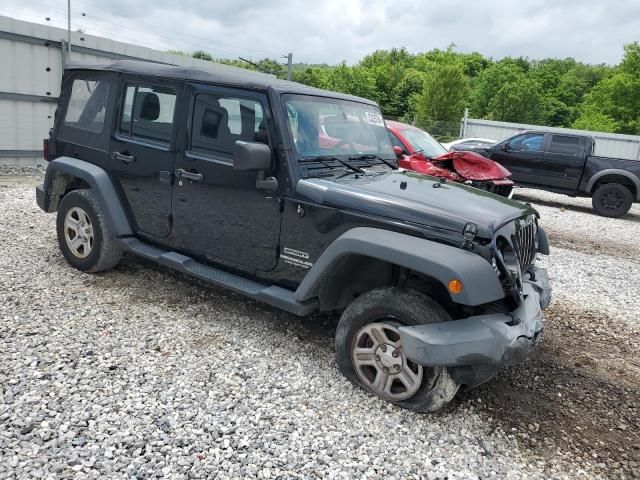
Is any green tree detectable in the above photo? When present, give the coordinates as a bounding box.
[392,69,426,120]
[413,64,470,137]
[192,50,213,61]
[170,43,638,134]
[572,107,619,132]
[471,62,526,117]
[359,48,415,116]
[487,78,548,125]
[325,63,378,101]
[620,42,640,75]
[573,72,640,133]
[291,67,329,89]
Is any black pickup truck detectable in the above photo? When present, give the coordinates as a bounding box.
[471,130,640,217]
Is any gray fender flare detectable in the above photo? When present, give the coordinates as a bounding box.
[294,227,504,307]
[40,156,132,236]
[586,169,640,200]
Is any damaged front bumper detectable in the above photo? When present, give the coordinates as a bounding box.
[399,267,550,386]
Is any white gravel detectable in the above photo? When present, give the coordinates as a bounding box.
[514,187,640,327]
[1,176,633,479]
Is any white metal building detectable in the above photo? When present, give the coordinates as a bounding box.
[0,15,273,166]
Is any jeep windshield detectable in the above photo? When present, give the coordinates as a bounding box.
[283,94,395,175]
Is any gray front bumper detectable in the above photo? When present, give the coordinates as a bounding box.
[399,267,550,368]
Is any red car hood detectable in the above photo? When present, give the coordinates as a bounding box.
[433,151,511,181]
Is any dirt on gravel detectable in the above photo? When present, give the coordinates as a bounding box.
[461,299,640,479]
[544,226,640,260]
[514,192,640,224]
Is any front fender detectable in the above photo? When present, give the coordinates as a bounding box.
[294,227,504,307]
[37,156,132,236]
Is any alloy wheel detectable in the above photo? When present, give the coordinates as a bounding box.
[64,207,94,258]
[352,321,424,401]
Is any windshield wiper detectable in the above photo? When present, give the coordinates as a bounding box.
[348,154,398,170]
[300,155,365,174]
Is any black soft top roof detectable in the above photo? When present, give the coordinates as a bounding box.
[66,59,378,106]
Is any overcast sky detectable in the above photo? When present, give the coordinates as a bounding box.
[2,0,639,65]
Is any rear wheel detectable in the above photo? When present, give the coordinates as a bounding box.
[56,189,122,272]
[335,287,459,413]
[592,183,633,218]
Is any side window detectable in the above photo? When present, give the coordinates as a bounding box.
[509,133,544,152]
[389,132,405,151]
[549,135,580,155]
[64,79,110,133]
[119,85,177,144]
[191,93,266,158]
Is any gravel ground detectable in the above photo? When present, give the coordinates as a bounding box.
[514,187,640,327]
[0,174,638,479]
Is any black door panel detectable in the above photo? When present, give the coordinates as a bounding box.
[541,135,586,190]
[169,86,281,272]
[490,133,545,184]
[109,83,179,238]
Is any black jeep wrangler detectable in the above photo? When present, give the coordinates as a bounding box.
[36,60,551,412]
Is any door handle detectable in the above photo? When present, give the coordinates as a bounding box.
[112,152,135,164]
[175,169,203,182]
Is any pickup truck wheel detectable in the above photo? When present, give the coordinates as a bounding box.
[592,183,633,218]
[56,189,122,272]
[335,287,459,413]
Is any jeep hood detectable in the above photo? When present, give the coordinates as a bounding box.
[296,170,536,238]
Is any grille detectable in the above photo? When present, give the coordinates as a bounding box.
[513,218,537,272]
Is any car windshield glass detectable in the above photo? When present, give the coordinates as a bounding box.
[401,129,447,158]
[283,94,395,160]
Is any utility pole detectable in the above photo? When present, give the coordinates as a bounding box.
[460,107,469,138]
[286,52,292,81]
[67,0,71,54]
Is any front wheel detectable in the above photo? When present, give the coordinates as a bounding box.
[335,287,459,413]
[592,183,633,218]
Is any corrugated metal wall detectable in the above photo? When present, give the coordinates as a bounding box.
[0,15,271,166]
[463,118,640,161]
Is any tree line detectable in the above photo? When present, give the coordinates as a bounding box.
[175,43,640,139]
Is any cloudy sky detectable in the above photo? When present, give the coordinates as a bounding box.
[1,0,638,65]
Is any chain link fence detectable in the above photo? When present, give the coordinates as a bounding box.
[383,115,461,143]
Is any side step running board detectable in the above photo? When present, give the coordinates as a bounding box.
[118,237,317,316]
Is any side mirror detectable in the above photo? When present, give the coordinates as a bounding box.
[233,141,272,171]
[501,143,510,152]
[393,145,405,158]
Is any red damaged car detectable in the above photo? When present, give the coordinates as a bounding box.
[386,120,514,198]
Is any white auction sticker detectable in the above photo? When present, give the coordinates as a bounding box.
[364,111,384,126]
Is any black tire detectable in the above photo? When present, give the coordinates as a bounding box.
[335,287,460,413]
[56,189,122,272]
[592,183,633,218]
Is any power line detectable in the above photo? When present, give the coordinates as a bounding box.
[71,0,284,58]
[3,3,295,72]
[0,7,67,30]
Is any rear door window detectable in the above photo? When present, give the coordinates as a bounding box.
[548,135,580,155]
[119,85,177,144]
[64,79,110,133]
